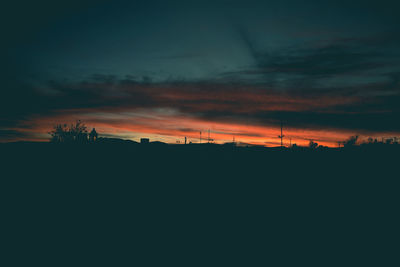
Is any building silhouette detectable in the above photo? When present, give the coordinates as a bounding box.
[89,128,98,142]
[141,138,150,144]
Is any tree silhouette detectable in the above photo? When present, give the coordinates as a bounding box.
[49,124,68,143]
[308,140,318,149]
[49,120,88,143]
[344,135,359,147]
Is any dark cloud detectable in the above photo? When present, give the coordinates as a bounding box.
[2,74,400,141]
[2,0,400,142]
[227,32,400,89]
[0,129,30,140]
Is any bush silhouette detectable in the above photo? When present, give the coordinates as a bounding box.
[49,120,88,143]
[308,140,318,149]
[344,135,358,147]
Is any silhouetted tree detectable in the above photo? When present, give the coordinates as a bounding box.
[308,140,318,149]
[385,138,393,145]
[49,120,88,143]
[344,135,358,147]
[49,124,69,143]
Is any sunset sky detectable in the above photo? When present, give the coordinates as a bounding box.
[1,0,400,146]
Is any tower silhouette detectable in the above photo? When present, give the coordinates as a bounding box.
[205,129,214,143]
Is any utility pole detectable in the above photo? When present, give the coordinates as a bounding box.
[200,131,202,144]
[278,121,284,148]
[208,129,210,143]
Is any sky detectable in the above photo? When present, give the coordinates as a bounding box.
[1,0,400,146]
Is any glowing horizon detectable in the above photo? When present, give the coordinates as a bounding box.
[6,107,398,148]
[2,1,400,144]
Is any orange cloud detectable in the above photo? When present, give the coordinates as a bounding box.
[11,108,381,147]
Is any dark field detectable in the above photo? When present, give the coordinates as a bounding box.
[1,142,399,266]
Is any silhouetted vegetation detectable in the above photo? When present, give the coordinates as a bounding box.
[308,140,318,149]
[49,120,98,143]
[43,120,400,156]
[343,135,359,147]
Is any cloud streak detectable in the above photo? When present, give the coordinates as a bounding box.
[2,72,399,145]
[2,2,400,145]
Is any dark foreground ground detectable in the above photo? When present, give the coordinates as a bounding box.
[1,142,399,266]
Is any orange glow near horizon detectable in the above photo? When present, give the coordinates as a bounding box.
[6,108,396,147]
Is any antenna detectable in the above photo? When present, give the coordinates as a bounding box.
[204,129,213,143]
